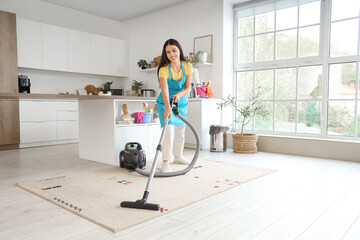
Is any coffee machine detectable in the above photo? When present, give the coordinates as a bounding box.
[18,75,31,93]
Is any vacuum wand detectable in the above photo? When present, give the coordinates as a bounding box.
[121,96,199,210]
[120,110,171,211]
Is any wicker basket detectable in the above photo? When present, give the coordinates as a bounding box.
[232,133,258,154]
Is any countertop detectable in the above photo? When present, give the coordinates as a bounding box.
[0,92,218,101]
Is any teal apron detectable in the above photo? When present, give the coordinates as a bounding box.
[156,61,188,128]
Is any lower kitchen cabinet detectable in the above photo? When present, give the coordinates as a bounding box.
[19,99,78,147]
[20,121,57,143]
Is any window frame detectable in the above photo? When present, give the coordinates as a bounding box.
[233,0,360,141]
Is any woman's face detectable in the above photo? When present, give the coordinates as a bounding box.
[165,44,180,63]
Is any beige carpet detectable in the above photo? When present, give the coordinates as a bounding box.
[16,158,276,233]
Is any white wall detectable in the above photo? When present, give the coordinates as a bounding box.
[0,0,127,38]
[17,68,122,94]
[123,0,224,98]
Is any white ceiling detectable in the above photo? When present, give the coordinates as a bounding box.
[41,0,193,22]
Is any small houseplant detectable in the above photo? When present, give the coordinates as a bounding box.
[217,90,269,153]
[195,50,208,63]
[103,81,113,93]
[131,80,144,96]
[137,59,148,69]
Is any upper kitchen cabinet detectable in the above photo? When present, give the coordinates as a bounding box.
[16,18,42,69]
[16,18,129,77]
[42,24,68,71]
[90,33,111,75]
[110,38,129,77]
[68,29,90,73]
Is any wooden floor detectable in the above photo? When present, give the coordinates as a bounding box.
[1,144,360,240]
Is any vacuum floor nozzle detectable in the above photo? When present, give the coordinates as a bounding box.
[120,199,160,211]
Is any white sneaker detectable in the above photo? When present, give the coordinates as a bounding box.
[160,162,172,173]
[174,156,191,165]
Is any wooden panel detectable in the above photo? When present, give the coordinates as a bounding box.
[0,11,19,149]
[0,10,18,93]
[0,100,20,146]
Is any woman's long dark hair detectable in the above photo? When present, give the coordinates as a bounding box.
[157,38,188,77]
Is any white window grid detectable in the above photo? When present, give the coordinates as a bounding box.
[233,0,360,140]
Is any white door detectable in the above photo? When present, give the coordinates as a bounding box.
[90,34,110,75]
[42,24,68,71]
[110,38,129,76]
[68,29,90,73]
[56,121,79,140]
[16,18,42,69]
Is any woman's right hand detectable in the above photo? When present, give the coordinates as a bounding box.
[164,107,172,123]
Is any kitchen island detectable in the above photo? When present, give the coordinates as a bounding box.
[1,93,220,166]
[78,98,161,166]
[78,97,220,166]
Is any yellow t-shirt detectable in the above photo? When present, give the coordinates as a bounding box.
[158,61,194,81]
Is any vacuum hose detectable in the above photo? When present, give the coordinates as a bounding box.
[134,96,200,177]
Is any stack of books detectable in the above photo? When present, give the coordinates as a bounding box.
[117,117,135,125]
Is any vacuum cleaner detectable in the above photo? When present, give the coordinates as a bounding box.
[120,96,200,211]
[119,142,146,170]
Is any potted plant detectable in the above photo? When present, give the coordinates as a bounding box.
[217,89,269,153]
[103,81,113,93]
[195,50,208,63]
[137,59,148,69]
[131,80,144,96]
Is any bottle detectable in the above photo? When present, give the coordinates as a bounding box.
[190,83,196,98]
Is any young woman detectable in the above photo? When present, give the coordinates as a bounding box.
[156,39,193,173]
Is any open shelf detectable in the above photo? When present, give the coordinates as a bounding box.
[140,68,157,72]
[193,62,213,68]
[140,62,213,72]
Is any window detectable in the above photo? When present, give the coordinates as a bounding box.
[234,0,360,139]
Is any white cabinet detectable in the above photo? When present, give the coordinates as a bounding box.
[20,122,57,143]
[79,99,161,166]
[16,18,42,69]
[110,38,129,76]
[114,124,161,166]
[20,101,56,121]
[16,18,128,76]
[90,34,110,75]
[42,24,68,71]
[20,100,57,145]
[68,29,90,73]
[19,100,78,147]
[56,101,79,140]
[185,99,221,149]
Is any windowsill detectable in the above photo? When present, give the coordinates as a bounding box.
[227,131,360,144]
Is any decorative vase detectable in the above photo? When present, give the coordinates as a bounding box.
[197,52,208,63]
[232,133,258,154]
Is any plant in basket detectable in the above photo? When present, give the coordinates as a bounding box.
[217,89,269,153]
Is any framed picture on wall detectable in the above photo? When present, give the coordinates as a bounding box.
[193,34,213,63]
